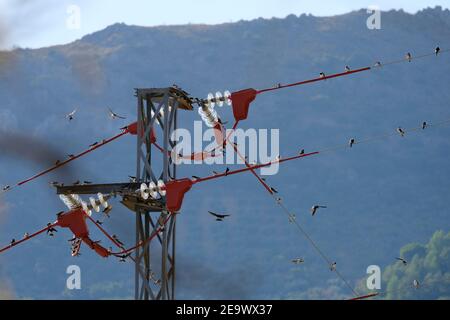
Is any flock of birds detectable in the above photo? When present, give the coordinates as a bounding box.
[315,47,441,81]
[44,107,127,175]
[65,107,126,121]
[2,46,445,299]
[201,123,433,292]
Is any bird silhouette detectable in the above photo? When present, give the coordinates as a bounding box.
[311,205,327,216]
[112,235,124,246]
[46,224,58,236]
[435,46,440,56]
[291,258,304,264]
[397,127,405,137]
[66,109,77,121]
[108,107,126,120]
[405,52,412,62]
[103,205,112,217]
[208,211,231,221]
[349,138,356,148]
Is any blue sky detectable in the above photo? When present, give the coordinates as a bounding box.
[0,0,449,49]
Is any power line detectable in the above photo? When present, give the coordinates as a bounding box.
[223,128,359,297]
[254,48,449,95]
[191,117,450,185]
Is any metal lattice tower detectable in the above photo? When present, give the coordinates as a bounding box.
[55,87,193,300]
[131,87,192,300]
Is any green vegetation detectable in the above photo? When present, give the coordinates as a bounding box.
[381,230,450,299]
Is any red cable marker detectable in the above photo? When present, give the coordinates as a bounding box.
[165,179,194,212]
[230,88,258,121]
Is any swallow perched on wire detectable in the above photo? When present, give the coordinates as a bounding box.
[288,214,296,223]
[46,223,58,236]
[397,127,405,137]
[405,52,412,62]
[103,205,112,217]
[349,138,356,148]
[422,121,427,130]
[112,235,124,246]
[330,262,337,271]
[319,72,326,78]
[435,46,440,56]
[345,66,351,72]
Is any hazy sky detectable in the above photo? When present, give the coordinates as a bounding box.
[1,0,449,49]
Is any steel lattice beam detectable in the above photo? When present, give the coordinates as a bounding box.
[134,87,182,300]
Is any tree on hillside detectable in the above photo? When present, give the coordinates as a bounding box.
[355,230,450,300]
